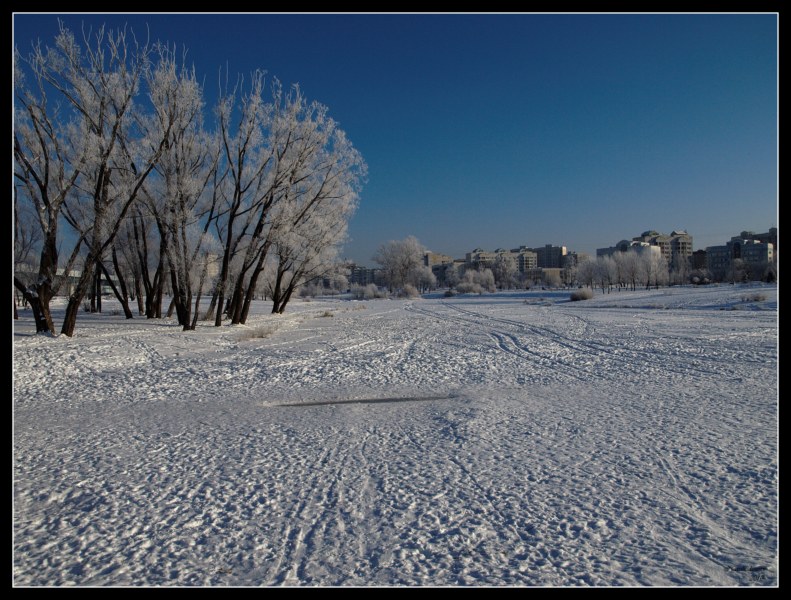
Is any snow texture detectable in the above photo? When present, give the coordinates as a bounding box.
[13,285,778,586]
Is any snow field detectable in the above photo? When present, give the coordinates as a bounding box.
[13,285,777,586]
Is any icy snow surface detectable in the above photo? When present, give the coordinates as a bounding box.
[13,285,778,586]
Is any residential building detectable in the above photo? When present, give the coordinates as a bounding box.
[738,228,777,262]
[705,234,774,278]
[691,249,707,270]
[423,252,454,268]
[599,230,692,269]
[349,265,384,287]
[532,244,567,269]
[633,230,693,268]
[465,248,501,268]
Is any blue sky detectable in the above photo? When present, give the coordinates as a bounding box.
[14,13,778,266]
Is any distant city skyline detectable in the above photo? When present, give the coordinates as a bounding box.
[14,13,778,267]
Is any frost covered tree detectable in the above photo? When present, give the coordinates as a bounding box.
[13,187,42,320]
[728,258,746,284]
[595,256,617,293]
[208,78,364,324]
[639,252,669,289]
[13,37,90,333]
[615,251,640,291]
[141,44,221,329]
[14,22,365,334]
[415,266,437,293]
[456,268,496,294]
[268,163,360,315]
[240,87,364,319]
[373,236,426,293]
[492,253,517,290]
[576,257,596,289]
[14,22,172,336]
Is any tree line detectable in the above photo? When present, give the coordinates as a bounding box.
[14,22,366,336]
[370,236,776,297]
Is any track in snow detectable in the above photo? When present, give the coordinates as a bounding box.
[14,288,778,586]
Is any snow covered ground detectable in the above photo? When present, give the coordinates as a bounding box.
[13,284,778,586]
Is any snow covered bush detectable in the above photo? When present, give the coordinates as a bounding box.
[400,284,420,298]
[351,283,386,300]
[454,268,496,294]
[570,288,594,301]
[455,281,483,295]
[237,323,278,341]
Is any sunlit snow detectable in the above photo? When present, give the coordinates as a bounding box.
[13,284,777,586]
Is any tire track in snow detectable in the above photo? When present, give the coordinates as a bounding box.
[407,302,601,385]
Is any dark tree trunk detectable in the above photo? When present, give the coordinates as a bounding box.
[204,287,218,322]
[270,267,286,314]
[277,283,297,314]
[188,261,209,331]
[99,261,134,319]
[169,269,191,328]
[229,275,247,325]
[110,247,134,318]
[146,256,165,319]
[239,240,271,324]
[61,262,96,337]
[214,212,237,327]
[14,277,51,333]
[90,265,98,313]
[134,274,145,315]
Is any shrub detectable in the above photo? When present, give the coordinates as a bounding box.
[741,293,766,303]
[399,284,420,298]
[456,281,483,295]
[237,323,277,341]
[351,283,387,300]
[570,288,593,301]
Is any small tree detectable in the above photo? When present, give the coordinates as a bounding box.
[492,253,517,290]
[373,236,426,294]
[576,257,596,289]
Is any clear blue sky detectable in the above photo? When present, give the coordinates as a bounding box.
[14,13,778,267]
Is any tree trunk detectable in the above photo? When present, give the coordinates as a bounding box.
[61,262,96,337]
[239,241,271,324]
[99,261,134,319]
[146,257,166,319]
[277,282,297,314]
[169,269,191,328]
[111,247,134,319]
[214,212,238,327]
[188,261,209,331]
[13,277,52,333]
[134,275,145,315]
[271,268,286,314]
[95,265,103,313]
[203,287,218,321]
[90,266,98,313]
[229,274,248,325]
